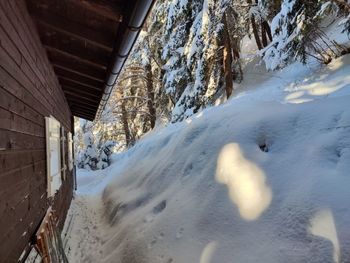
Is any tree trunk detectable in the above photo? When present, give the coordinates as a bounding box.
[263,20,273,42]
[247,0,263,50]
[251,15,263,50]
[145,63,156,129]
[120,91,132,147]
[223,14,233,99]
[261,19,268,47]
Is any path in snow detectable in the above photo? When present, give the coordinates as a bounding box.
[63,195,107,263]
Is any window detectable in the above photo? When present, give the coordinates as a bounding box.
[68,132,74,171]
[45,116,62,197]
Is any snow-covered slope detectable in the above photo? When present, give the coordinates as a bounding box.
[65,55,350,263]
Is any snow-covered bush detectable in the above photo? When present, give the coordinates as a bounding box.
[75,119,116,170]
[77,132,99,170]
[96,140,116,170]
[77,133,116,171]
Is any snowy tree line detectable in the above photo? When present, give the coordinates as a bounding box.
[75,0,350,169]
[74,118,116,170]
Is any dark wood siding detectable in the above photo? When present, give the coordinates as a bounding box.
[0,0,73,261]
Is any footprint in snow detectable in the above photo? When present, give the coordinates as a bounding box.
[153,200,166,214]
[148,239,157,249]
[176,227,184,239]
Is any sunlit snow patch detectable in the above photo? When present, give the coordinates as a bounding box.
[215,143,272,221]
[309,209,340,263]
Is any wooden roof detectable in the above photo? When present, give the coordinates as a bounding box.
[25,0,153,121]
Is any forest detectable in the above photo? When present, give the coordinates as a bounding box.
[75,0,350,170]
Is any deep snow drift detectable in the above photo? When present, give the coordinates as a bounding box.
[64,55,350,263]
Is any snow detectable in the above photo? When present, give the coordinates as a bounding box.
[64,55,350,262]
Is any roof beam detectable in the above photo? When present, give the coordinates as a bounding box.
[45,47,107,70]
[64,90,100,104]
[70,0,123,22]
[66,97,99,110]
[69,102,99,112]
[26,1,116,48]
[70,103,95,115]
[71,111,95,121]
[38,25,111,66]
[55,69,104,91]
[26,0,122,25]
[53,64,105,83]
[33,19,113,51]
[61,84,101,99]
[59,77,103,92]
[69,99,95,113]
[69,103,98,120]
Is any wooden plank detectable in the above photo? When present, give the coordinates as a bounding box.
[0,36,67,129]
[61,85,102,100]
[46,46,107,70]
[0,164,71,261]
[72,112,95,121]
[0,4,56,114]
[70,108,95,120]
[63,90,100,104]
[1,1,72,129]
[0,161,46,212]
[59,77,103,94]
[0,107,44,137]
[54,180,74,229]
[71,111,96,120]
[54,66,104,88]
[0,149,45,175]
[0,167,31,215]
[0,87,44,127]
[69,101,99,112]
[0,3,74,261]
[69,106,96,116]
[59,76,103,92]
[53,64,105,82]
[31,16,114,50]
[0,129,45,150]
[0,67,50,129]
[0,48,70,130]
[0,48,51,119]
[11,0,72,125]
[69,105,98,118]
[69,111,97,121]
[38,23,111,67]
[25,0,120,34]
[67,96,99,109]
[70,0,123,22]
[0,26,22,68]
[0,196,47,262]
[0,171,46,246]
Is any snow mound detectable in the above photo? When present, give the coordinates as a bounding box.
[68,55,350,263]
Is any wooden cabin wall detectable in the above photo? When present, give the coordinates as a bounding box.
[0,0,74,261]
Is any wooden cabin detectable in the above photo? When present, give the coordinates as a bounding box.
[0,0,154,261]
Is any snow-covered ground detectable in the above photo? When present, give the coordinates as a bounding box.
[64,54,350,263]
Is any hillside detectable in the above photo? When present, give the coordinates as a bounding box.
[64,54,350,263]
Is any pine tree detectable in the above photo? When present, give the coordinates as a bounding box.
[161,0,193,104]
[91,0,350,150]
[261,0,313,70]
